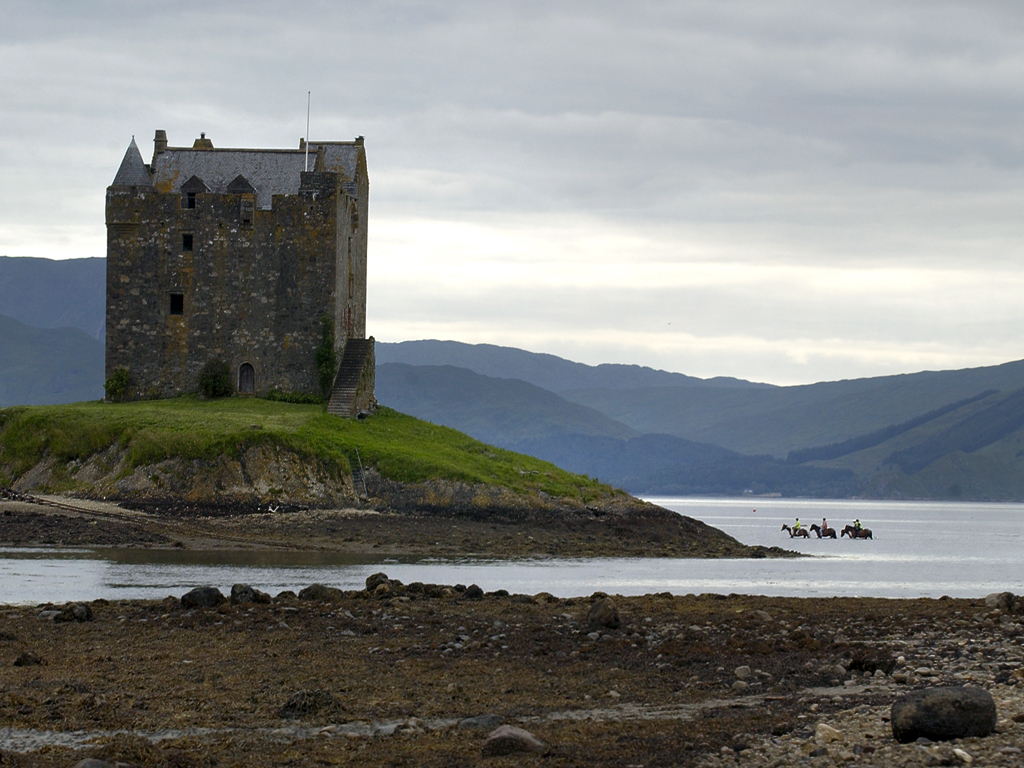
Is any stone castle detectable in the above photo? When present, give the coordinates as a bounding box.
[105,130,374,416]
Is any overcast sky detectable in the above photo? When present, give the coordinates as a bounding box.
[3,1,1024,385]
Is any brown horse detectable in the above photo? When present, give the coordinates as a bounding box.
[841,525,873,539]
[781,524,809,538]
[810,523,836,539]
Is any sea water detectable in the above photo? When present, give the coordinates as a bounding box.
[1,498,1022,604]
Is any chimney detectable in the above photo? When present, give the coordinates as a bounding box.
[192,132,214,150]
[153,129,168,165]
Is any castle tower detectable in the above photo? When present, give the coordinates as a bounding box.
[105,131,374,414]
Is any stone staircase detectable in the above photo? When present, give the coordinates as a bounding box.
[327,338,375,418]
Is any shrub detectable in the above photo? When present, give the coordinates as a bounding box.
[198,360,234,399]
[316,314,338,397]
[265,389,324,405]
[104,367,132,402]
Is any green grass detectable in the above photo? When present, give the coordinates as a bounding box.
[0,399,617,500]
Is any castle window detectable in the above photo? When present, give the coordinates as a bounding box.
[240,198,254,226]
[169,293,184,316]
[182,233,193,252]
[238,363,255,394]
[185,192,196,209]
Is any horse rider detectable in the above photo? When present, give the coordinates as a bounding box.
[821,517,828,534]
[794,517,802,533]
[853,518,862,531]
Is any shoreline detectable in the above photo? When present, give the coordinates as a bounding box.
[0,491,793,559]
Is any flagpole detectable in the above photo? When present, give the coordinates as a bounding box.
[304,91,311,172]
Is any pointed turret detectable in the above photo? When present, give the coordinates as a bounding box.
[111,137,152,187]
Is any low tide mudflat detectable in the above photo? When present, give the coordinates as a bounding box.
[3,498,1024,766]
[3,587,1024,767]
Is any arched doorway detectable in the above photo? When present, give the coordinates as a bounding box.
[238,363,255,394]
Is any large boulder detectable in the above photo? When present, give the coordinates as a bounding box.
[985,591,1017,613]
[230,583,271,605]
[298,583,345,602]
[365,572,390,591]
[891,686,997,743]
[481,725,546,756]
[180,586,225,609]
[587,597,620,631]
[55,602,94,622]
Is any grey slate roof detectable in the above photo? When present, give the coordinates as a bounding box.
[151,140,363,210]
[111,138,153,187]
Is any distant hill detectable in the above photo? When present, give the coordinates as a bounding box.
[377,340,771,392]
[0,314,104,405]
[377,342,1024,500]
[375,363,638,446]
[0,256,106,339]
[561,359,1024,458]
[376,361,858,497]
[815,387,1024,500]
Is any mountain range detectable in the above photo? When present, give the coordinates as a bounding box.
[3,256,1023,500]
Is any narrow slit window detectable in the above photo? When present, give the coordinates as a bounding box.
[182,233,193,252]
[169,293,184,316]
[185,192,196,209]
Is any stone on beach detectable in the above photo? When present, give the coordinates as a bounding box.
[891,686,997,743]
[587,597,620,631]
[481,724,546,756]
[54,602,93,622]
[365,572,390,591]
[298,583,345,602]
[180,586,225,609]
[231,583,271,605]
[985,591,1017,613]
[458,713,503,730]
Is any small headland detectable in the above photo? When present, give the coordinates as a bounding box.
[0,399,788,558]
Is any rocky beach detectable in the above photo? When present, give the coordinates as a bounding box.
[2,581,1024,767]
[2,495,1024,766]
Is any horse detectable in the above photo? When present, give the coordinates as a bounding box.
[781,524,810,538]
[841,525,873,539]
[810,523,836,539]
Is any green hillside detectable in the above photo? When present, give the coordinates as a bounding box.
[0,399,615,501]
[813,388,1024,500]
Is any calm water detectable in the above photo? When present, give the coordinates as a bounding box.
[1,498,1022,604]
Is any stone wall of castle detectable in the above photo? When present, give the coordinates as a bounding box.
[105,170,362,399]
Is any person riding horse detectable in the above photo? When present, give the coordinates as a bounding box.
[781,523,809,538]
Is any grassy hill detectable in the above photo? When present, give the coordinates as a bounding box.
[0,399,616,503]
[0,398,767,558]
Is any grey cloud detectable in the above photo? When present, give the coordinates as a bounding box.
[4,1,1024,381]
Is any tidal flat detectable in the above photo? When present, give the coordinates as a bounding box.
[3,584,1024,767]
